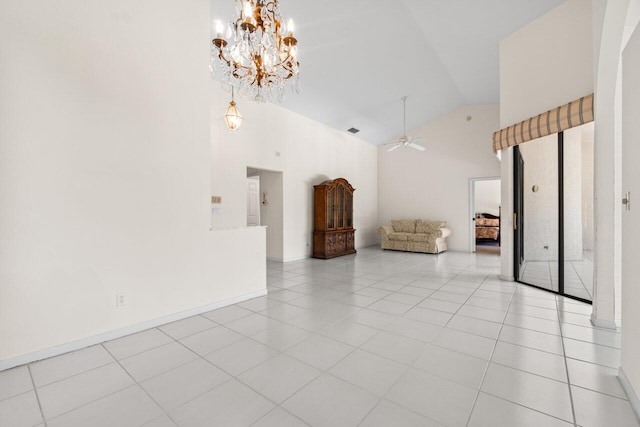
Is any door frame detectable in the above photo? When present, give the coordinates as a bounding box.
[513,147,525,279]
[468,176,501,253]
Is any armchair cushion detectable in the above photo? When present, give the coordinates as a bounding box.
[388,232,411,241]
[416,220,447,234]
[391,219,417,233]
[407,234,431,243]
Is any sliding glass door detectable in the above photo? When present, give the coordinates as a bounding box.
[514,134,560,294]
[562,123,595,301]
[514,122,594,303]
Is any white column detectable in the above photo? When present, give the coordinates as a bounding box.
[591,0,630,329]
[500,147,514,281]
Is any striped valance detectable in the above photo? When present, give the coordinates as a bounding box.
[493,93,594,153]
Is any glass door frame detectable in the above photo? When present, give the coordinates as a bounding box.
[513,132,592,305]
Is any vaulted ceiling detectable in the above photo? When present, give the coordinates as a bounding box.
[211,0,566,144]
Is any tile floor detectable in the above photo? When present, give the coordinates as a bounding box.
[1,247,637,426]
[519,251,594,301]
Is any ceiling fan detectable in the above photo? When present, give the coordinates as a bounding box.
[384,96,426,152]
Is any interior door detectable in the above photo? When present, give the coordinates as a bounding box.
[247,177,260,226]
[515,137,560,292]
[562,125,594,301]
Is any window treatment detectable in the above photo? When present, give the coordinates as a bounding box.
[493,93,594,153]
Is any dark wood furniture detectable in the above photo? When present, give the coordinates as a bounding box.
[313,178,356,259]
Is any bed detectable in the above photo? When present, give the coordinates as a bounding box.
[475,213,500,242]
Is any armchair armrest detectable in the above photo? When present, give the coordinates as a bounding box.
[438,227,452,238]
[378,225,393,236]
[429,227,452,238]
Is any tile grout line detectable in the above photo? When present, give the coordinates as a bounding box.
[152,325,288,412]
[267,264,451,426]
[555,296,579,427]
[357,266,496,426]
[28,343,158,424]
[463,276,517,427]
[153,318,334,423]
[136,319,320,425]
[27,364,48,427]
[355,268,499,427]
[27,357,114,390]
[99,341,181,426]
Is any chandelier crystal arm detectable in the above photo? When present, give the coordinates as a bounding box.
[211,0,300,102]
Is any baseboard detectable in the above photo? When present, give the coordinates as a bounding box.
[499,275,514,281]
[266,257,285,262]
[282,255,311,262]
[619,368,640,422]
[0,288,267,372]
[590,314,618,330]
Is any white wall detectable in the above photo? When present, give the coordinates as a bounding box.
[499,0,594,279]
[0,0,266,367]
[378,104,501,252]
[210,86,379,262]
[474,180,501,217]
[621,16,640,416]
[500,0,594,128]
[591,0,631,327]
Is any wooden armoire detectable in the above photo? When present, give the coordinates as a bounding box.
[313,178,356,259]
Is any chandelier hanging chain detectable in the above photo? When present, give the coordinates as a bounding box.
[211,0,300,102]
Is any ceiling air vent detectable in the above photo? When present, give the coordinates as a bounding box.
[347,127,360,134]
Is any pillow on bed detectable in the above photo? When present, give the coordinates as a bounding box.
[484,218,499,227]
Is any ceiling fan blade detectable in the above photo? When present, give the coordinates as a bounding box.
[408,137,426,143]
[408,142,426,151]
[387,143,402,152]
[383,140,401,146]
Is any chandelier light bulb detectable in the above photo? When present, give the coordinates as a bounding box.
[243,1,253,19]
[287,19,295,34]
[215,20,224,38]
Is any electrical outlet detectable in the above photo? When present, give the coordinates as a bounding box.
[116,293,127,307]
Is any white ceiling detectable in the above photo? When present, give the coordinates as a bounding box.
[211,0,566,144]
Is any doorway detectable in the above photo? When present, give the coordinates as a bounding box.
[513,122,594,303]
[469,177,501,254]
[246,167,284,261]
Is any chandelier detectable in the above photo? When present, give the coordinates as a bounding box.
[211,0,300,102]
